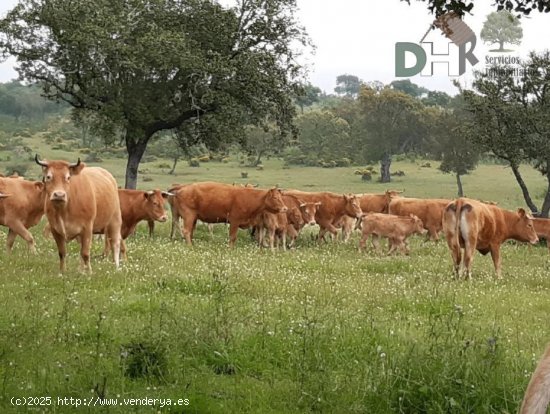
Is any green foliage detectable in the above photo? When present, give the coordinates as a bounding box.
[390,79,428,98]
[295,83,322,113]
[334,74,362,97]
[402,0,550,17]
[481,11,523,51]
[189,158,200,168]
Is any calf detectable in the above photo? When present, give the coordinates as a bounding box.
[35,155,122,272]
[358,213,426,254]
[389,197,451,241]
[442,198,538,279]
[533,218,550,253]
[0,177,45,253]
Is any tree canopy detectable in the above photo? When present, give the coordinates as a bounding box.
[0,0,309,188]
[403,0,550,17]
[481,11,523,51]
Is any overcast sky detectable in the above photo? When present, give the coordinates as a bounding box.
[0,0,549,95]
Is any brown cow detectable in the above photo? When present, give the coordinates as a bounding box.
[103,189,171,259]
[442,198,538,279]
[358,213,426,254]
[256,194,320,250]
[532,218,550,253]
[35,155,122,272]
[389,197,451,240]
[168,182,287,247]
[286,190,363,241]
[0,177,45,253]
[521,343,550,414]
[358,190,403,213]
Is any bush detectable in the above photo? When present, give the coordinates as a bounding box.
[221,157,230,163]
[241,171,248,178]
[157,163,171,169]
[5,163,29,176]
[188,158,200,167]
[336,158,352,167]
[361,172,372,181]
[198,155,210,163]
[391,170,406,177]
[256,164,264,171]
[120,341,167,380]
[84,152,103,163]
[421,162,431,168]
[142,176,153,182]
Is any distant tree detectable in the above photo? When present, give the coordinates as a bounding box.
[481,11,523,51]
[422,90,452,107]
[0,0,308,188]
[390,79,428,98]
[334,74,362,97]
[243,125,285,166]
[295,83,322,114]
[355,87,423,182]
[402,0,550,17]
[296,110,351,162]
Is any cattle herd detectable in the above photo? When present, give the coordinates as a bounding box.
[0,156,549,278]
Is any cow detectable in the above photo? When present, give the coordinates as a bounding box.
[358,213,426,254]
[442,198,538,279]
[532,218,550,253]
[389,197,451,240]
[35,155,122,272]
[521,343,550,414]
[358,190,403,214]
[103,189,171,259]
[286,190,363,242]
[255,194,320,250]
[167,182,287,247]
[0,177,46,253]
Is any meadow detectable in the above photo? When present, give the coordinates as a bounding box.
[1,137,550,413]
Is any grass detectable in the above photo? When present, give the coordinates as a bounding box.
[1,134,550,412]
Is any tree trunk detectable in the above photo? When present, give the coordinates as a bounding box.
[498,40,504,51]
[510,163,539,214]
[254,150,264,167]
[456,173,464,197]
[169,155,179,175]
[540,159,550,218]
[125,134,149,189]
[380,154,391,183]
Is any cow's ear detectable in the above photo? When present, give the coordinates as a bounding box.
[0,192,10,198]
[161,191,173,199]
[34,182,44,191]
[315,202,322,206]
[517,208,527,218]
[144,191,154,200]
[69,162,86,176]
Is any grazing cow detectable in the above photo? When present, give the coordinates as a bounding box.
[168,182,287,247]
[442,198,538,279]
[389,197,451,240]
[358,213,426,254]
[521,343,550,414]
[358,190,403,214]
[0,177,45,253]
[35,155,122,272]
[532,218,550,253]
[286,190,363,241]
[104,189,171,259]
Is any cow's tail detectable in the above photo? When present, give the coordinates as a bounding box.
[445,198,464,246]
[521,343,550,414]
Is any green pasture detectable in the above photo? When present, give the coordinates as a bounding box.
[1,137,550,413]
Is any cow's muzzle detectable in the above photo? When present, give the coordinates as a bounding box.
[531,236,540,244]
[157,215,168,222]
[50,191,67,202]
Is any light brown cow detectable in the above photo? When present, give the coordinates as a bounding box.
[521,343,550,414]
[389,197,451,240]
[358,190,403,213]
[286,190,363,241]
[103,189,171,259]
[168,182,287,247]
[442,198,538,279]
[0,177,45,253]
[35,156,122,272]
[532,218,550,253]
[358,213,426,254]
[256,194,320,250]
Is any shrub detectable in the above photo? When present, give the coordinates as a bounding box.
[391,170,406,177]
[84,152,103,163]
[421,162,431,168]
[256,164,264,171]
[336,158,351,167]
[361,172,372,181]
[142,176,153,182]
[120,341,167,380]
[5,163,29,176]
[157,163,171,169]
[221,157,230,163]
[198,155,210,163]
[188,158,200,167]
[241,171,248,178]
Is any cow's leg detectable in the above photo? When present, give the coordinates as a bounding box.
[388,238,398,255]
[106,221,122,268]
[358,233,367,252]
[207,223,214,237]
[228,222,239,247]
[103,233,111,258]
[7,222,36,254]
[546,238,550,254]
[428,226,439,241]
[79,228,93,273]
[147,220,155,237]
[372,234,381,253]
[281,231,287,252]
[444,227,461,278]
[182,213,197,245]
[489,245,502,279]
[268,228,275,252]
[51,231,67,273]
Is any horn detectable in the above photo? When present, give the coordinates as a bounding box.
[68,158,81,168]
[162,191,175,197]
[35,154,48,167]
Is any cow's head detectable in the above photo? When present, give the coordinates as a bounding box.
[287,206,304,228]
[344,194,363,219]
[144,190,172,222]
[265,188,287,213]
[410,214,427,235]
[35,155,85,204]
[299,201,321,226]
[515,208,539,244]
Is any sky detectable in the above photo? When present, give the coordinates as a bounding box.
[0,0,549,95]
